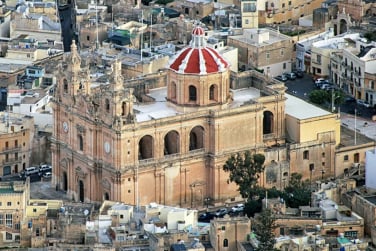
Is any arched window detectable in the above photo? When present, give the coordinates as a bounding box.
[223,239,228,247]
[78,135,84,151]
[79,180,84,202]
[263,111,274,134]
[121,102,126,116]
[209,84,218,101]
[105,99,110,112]
[63,79,68,93]
[189,85,197,101]
[171,82,177,100]
[139,135,154,160]
[164,130,180,155]
[189,126,204,150]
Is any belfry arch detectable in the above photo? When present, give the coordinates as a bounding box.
[164,130,180,155]
[189,126,205,150]
[139,135,154,160]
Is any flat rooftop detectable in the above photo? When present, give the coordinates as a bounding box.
[284,93,331,119]
[133,87,261,122]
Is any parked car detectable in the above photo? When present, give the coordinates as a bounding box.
[345,97,356,103]
[198,212,215,222]
[215,208,228,217]
[24,167,39,176]
[293,70,304,78]
[231,203,245,213]
[356,100,371,108]
[39,164,52,173]
[274,74,288,82]
[42,172,52,179]
[286,72,296,80]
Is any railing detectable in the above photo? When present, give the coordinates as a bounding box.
[2,146,21,153]
[138,149,206,166]
[2,157,22,164]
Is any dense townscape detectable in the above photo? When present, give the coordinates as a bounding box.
[0,0,376,250]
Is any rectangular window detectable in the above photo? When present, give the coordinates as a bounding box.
[280,49,284,56]
[266,52,270,59]
[0,214,3,224]
[283,63,286,69]
[317,55,321,64]
[6,232,12,240]
[6,214,12,227]
[7,202,11,206]
[344,155,349,161]
[36,228,40,237]
[303,150,309,160]
[243,3,256,12]
[87,35,90,41]
[15,223,20,230]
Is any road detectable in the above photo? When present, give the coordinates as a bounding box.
[284,73,375,120]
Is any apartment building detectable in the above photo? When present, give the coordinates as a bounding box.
[0,178,30,247]
[227,28,293,75]
[311,33,360,79]
[340,40,376,106]
[0,112,34,176]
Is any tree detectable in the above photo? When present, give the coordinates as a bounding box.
[223,151,265,199]
[308,90,329,105]
[253,209,278,251]
[283,173,311,208]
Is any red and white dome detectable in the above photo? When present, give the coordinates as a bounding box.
[169,26,230,75]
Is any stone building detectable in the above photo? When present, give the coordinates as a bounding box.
[227,28,293,76]
[0,178,30,247]
[0,112,34,176]
[51,26,340,207]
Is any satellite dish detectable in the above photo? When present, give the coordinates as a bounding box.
[84,209,89,216]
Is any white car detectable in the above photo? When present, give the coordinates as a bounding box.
[43,172,52,178]
[231,203,245,213]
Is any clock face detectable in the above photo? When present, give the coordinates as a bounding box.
[63,121,69,133]
[104,141,111,153]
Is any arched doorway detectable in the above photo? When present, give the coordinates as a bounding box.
[79,180,84,202]
[62,172,68,191]
[339,19,347,34]
[164,130,180,155]
[263,111,274,134]
[104,192,110,200]
[189,126,205,150]
[138,135,154,160]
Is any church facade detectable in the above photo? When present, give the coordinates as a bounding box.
[51,27,338,207]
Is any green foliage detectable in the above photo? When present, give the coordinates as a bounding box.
[245,199,262,217]
[223,151,266,199]
[332,90,345,105]
[364,32,376,42]
[155,0,174,5]
[308,90,329,104]
[281,30,306,37]
[253,209,278,251]
[283,173,311,208]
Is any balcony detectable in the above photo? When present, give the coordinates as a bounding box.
[2,146,21,153]
[2,157,22,165]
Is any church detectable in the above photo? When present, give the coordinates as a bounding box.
[51,26,340,207]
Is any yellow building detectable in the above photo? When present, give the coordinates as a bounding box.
[0,178,29,247]
[0,112,35,176]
